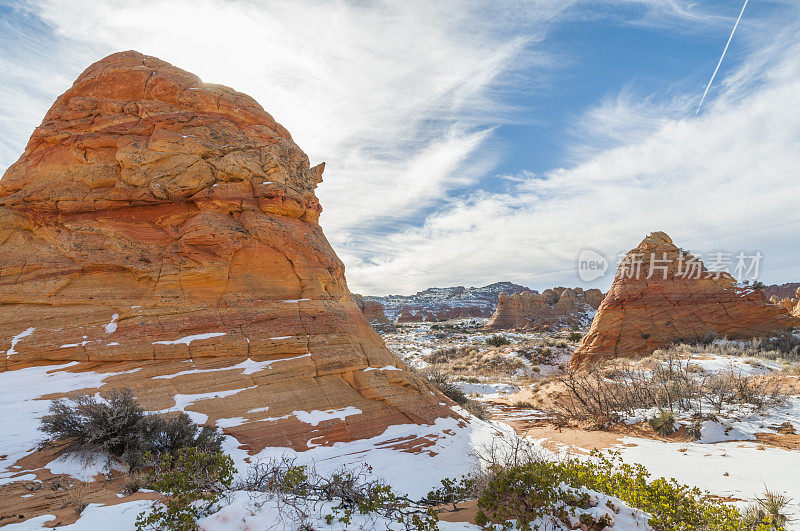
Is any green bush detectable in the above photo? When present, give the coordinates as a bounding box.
[486,335,511,347]
[135,448,235,531]
[648,410,676,436]
[474,450,766,531]
[567,331,583,342]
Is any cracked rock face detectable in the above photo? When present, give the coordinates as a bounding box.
[485,287,604,331]
[570,232,800,367]
[0,51,452,451]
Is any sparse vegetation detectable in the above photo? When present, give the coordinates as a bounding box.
[743,488,793,529]
[135,447,235,531]
[237,457,439,530]
[473,449,773,531]
[40,389,223,470]
[486,334,511,347]
[64,483,90,515]
[648,409,676,436]
[420,368,488,420]
[554,355,787,427]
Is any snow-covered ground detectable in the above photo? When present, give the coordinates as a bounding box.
[615,438,800,524]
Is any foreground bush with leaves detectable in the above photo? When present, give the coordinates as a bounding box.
[135,448,235,531]
[40,389,223,469]
[473,450,784,531]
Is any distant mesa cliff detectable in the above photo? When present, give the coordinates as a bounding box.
[484,287,604,331]
[571,232,800,367]
[369,282,529,322]
[0,50,453,453]
[353,294,397,332]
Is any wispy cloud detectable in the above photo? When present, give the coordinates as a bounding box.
[347,23,800,294]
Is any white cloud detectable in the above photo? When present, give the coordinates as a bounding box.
[347,25,800,294]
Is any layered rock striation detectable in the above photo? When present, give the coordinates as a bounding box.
[571,232,800,367]
[0,51,452,451]
[485,287,604,331]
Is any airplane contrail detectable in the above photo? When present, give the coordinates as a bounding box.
[695,0,749,115]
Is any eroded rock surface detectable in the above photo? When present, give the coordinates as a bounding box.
[485,287,604,331]
[0,50,452,452]
[571,232,800,367]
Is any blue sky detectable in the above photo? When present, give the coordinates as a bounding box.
[1,0,799,295]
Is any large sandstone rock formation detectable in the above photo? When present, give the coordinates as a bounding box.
[571,232,800,367]
[485,287,604,331]
[0,51,452,452]
[353,294,397,333]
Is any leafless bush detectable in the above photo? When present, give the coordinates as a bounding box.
[237,456,437,529]
[553,356,787,426]
[660,335,800,362]
[63,483,90,514]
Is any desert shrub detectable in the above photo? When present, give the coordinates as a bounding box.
[239,457,439,530]
[513,401,534,409]
[65,483,90,514]
[461,399,489,420]
[425,345,473,364]
[667,335,800,362]
[648,410,676,436]
[474,450,752,531]
[555,360,787,427]
[486,334,511,347]
[567,331,583,342]
[743,488,792,529]
[135,448,234,531]
[419,368,488,420]
[40,389,223,470]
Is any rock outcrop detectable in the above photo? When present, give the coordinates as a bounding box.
[353,294,396,333]
[762,283,800,301]
[771,295,798,313]
[0,51,453,452]
[485,287,604,331]
[571,232,800,367]
[795,288,800,318]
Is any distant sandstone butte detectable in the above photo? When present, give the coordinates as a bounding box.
[571,231,800,367]
[485,287,604,331]
[762,282,800,301]
[0,51,452,451]
[353,294,397,332]
[795,288,800,318]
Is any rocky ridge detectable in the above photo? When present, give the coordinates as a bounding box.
[369,282,529,322]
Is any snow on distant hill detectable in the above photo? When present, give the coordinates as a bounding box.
[366,282,530,320]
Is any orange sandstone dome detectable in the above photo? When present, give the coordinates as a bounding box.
[570,232,800,367]
[0,51,453,452]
